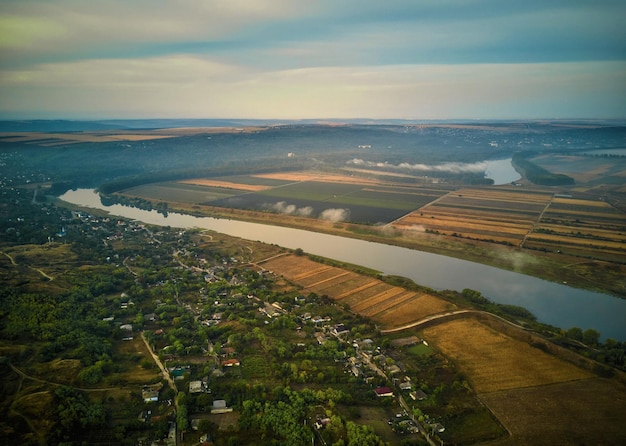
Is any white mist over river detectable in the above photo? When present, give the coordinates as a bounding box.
[61,188,626,340]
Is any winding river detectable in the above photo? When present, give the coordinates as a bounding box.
[61,188,626,340]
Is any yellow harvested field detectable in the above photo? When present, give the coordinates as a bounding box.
[297,268,347,287]
[551,197,615,207]
[334,279,380,299]
[178,178,271,191]
[396,216,531,235]
[261,254,451,328]
[397,212,534,229]
[293,265,333,281]
[306,271,352,289]
[253,171,380,185]
[479,378,626,446]
[375,293,453,326]
[359,291,417,317]
[544,208,623,219]
[0,131,176,144]
[535,224,626,239]
[107,134,176,141]
[423,318,592,394]
[450,188,553,204]
[350,286,407,312]
[339,283,391,309]
[528,233,626,250]
[391,187,554,247]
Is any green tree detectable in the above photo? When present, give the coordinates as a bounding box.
[177,404,189,431]
[566,327,583,342]
[583,328,600,346]
[53,386,107,440]
[345,421,384,446]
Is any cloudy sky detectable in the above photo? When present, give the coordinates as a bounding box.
[1,0,625,120]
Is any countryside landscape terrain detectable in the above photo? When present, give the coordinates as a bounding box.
[1,120,626,445]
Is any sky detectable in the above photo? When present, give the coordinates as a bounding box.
[0,0,625,120]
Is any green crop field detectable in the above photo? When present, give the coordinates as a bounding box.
[125,182,241,204]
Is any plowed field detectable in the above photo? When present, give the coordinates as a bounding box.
[423,318,626,445]
[393,187,553,246]
[261,254,452,328]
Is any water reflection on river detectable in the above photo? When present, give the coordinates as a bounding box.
[484,158,521,185]
[61,188,626,340]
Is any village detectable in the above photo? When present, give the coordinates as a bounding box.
[20,198,446,444]
[1,178,458,445]
[124,236,444,445]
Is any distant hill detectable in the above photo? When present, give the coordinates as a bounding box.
[2,118,625,133]
[0,120,126,132]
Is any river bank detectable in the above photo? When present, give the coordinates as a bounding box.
[120,195,625,299]
[58,189,626,340]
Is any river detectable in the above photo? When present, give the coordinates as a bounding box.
[484,158,521,185]
[61,188,626,340]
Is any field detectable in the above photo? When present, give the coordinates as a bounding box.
[480,378,626,445]
[124,170,626,258]
[118,169,626,296]
[531,153,626,184]
[122,171,452,224]
[122,181,242,204]
[525,196,626,262]
[422,318,626,445]
[0,126,267,146]
[262,253,626,444]
[393,187,554,246]
[261,254,453,327]
[422,318,592,393]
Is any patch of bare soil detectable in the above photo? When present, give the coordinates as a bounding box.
[480,378,626,446]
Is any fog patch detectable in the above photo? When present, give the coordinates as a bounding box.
[406,224,427,232]
[266,201,314,217]
[348,158,487,174]
[377,224,398,237]
[319,208,350,222]
[492,246,539,272]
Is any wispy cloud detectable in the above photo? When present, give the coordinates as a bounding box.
[319,208,350,223]
[266,201,314,217]
[347,158,487,174]
[0,0,624,119]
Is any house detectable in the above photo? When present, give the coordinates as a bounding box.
[387,364,401,375]
[170,367,186,380]
[261,303,281,318]
[189,381,208,394]
[315,332,328,345]
[222,358,240,367]
[315,417,331,429]
[331,324,349,337]
[211,399,233,414]
[142,388,159,403]
[410,389,427,401]
[399,381,412,391]
[374,387,394,397]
